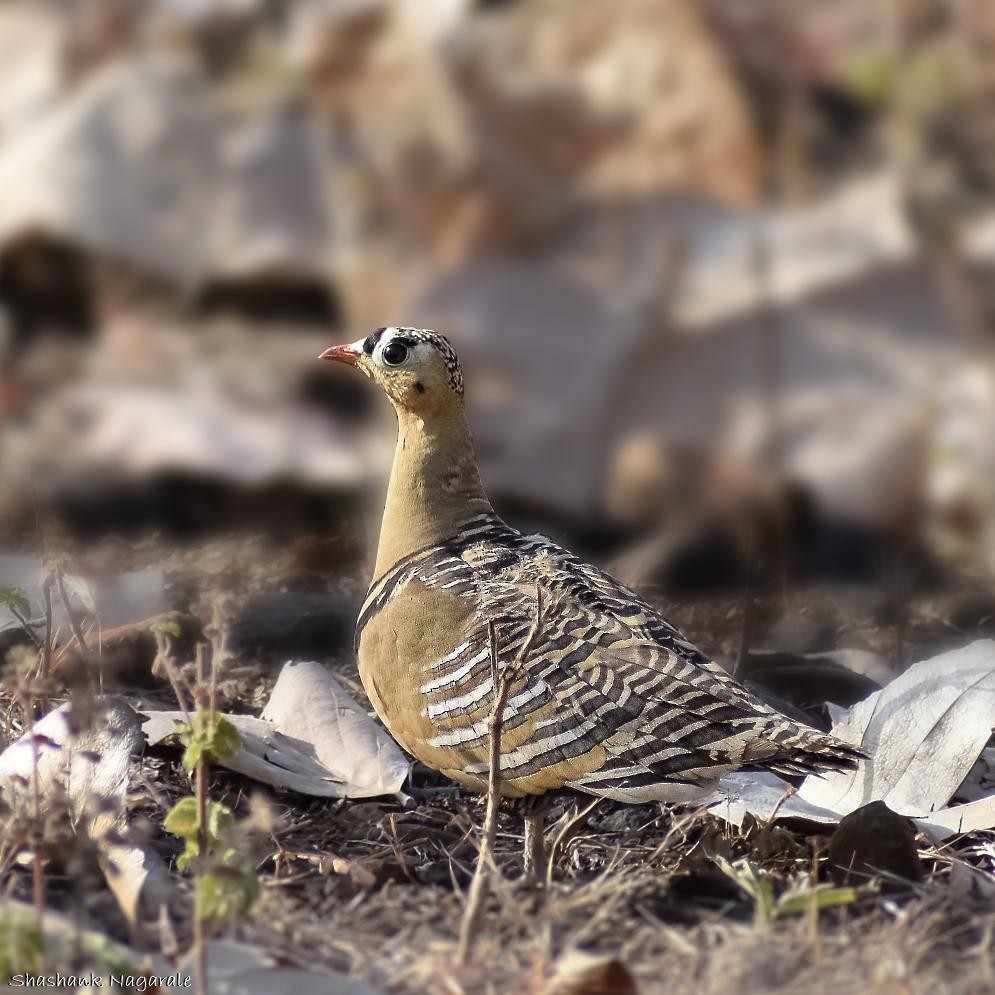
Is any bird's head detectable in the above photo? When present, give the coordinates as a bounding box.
[320,326,464,413]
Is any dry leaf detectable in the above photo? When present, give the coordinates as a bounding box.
[708,641,995,840]
[260,660,408,796]
[0,907,383,994]
[540,950,639,995]
[707,771,841,828]
[0,697,142,831]
[798,640,995,817]
[143,660,409,799]
[169,939,385,994]
[0,697,173,933]
[317,853,379,891]
[954,746,995,803]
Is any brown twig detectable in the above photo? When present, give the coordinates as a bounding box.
[153,630,192,722]
[55,570,96,691]
[457,587,546,966]
[38,574,54,714]
[763,784,798,829]
[30,734,44,933]
[193,750,209,995]
[193,642,210,995]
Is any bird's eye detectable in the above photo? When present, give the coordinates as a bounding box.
[381,341,409,366]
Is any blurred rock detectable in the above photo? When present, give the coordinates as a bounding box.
[414,258,657,520]
[205,103,337,316]
[55,610,201,688]
[0,3,61,138]
[0,557,169,637]
[609,526,748,597]
[930,364,995,574]
[451,0,761,208]
[0,55,220,290]
[734,389,930,541]
[828,801,923,887]
[540,951,638,995]
[0,55,337,333]
[605,433,778,536]
[24,383,368,491]
[944,590,995,637]
[303,0,760,297]
[742,652,882,721]
[299,0,481,266]
[229,591,358,662]
[766,613,837,655]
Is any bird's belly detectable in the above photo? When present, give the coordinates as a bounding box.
[356,579,607,796]
[357,579,492,783]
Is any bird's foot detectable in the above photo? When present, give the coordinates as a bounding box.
[520,795,551,887]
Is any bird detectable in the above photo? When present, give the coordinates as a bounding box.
[319,326,862,874]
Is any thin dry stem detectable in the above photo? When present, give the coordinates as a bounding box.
[38,575,54,713]
[193,752,209,995]
[153,630,192,722]
[456,587,546,966]
[54,570,95,691]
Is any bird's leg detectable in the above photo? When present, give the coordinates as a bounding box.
[521,794,552,885]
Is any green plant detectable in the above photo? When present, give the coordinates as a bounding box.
[165,794,259,925]
[164,715,258,928]
[0,911,44,979]
[177,711,242,773]
[0,587,31,626]
[713,855,858,931]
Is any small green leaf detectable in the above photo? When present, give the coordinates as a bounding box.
[0,587,31,620]
[0,911,45,978]
[847,50,897,105]
[164,797,199,839]
[153,619,183,639]
[776,885,859,918]
[182,739,205,771]
[177,712,243,771]
[713,855,776,928]
[209,717,241,763]
[200,869,260,924]
[207,802,234,840]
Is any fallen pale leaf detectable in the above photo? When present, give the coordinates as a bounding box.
[798,640,995,817]
[0,904,384,994]
[0,697,174,934]
[708,641,995,840]
[540,950,638,995]
[261,660,409,795]
[169,938,385,994]
[143,660,409,799]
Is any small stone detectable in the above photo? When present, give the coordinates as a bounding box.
[767,613,837,655]
[828,801,923,887]
[945,591,995,636]
[229,591,357,662]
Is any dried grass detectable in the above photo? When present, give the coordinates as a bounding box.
[4,540,995,994]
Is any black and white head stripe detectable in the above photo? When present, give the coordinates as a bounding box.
[361,326,464,395]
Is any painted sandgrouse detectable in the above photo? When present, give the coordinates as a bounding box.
[320,327,860,824]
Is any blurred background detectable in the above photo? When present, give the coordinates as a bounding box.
[3,0,995,669]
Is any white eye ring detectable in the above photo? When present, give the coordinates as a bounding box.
[379,340,411,367]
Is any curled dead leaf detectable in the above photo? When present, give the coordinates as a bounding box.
[539,951,638,995]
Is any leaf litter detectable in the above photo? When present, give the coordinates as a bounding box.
[0,696,174,933]
[707,639,995,840]
[143,659,410,800]
[4,567,995,994]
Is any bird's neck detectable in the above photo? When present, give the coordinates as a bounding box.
[374,404,494,578]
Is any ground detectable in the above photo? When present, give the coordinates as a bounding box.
[3,533,995,995]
